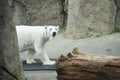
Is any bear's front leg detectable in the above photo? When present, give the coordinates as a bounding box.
[35,42,55,65]
[36,49,55,65]
[26,59,36,64]
[41,50,56,65]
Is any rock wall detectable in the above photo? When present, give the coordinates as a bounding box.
[25,0,63,26]
[9,0,67,26]
[9,0,120,39]
[65,0,116,39]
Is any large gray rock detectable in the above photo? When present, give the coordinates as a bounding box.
[65,0,116,39]
[0,0,25,80]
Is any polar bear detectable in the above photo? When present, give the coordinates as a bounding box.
[16,25,59,65]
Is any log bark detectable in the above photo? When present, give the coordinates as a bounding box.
[56,48,120,80]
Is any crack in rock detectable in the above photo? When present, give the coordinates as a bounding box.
[0,66,18,80]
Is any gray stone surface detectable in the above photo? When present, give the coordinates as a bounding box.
[65,0,116,39]
[24,71,56,80]
[9,0,64,26]
[25,0,63,26]
[45,32,120,58]
[0,0,25,80]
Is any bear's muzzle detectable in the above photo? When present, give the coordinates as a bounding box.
[52,32,56,37]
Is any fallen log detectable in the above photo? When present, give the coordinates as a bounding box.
[56,48,120,80]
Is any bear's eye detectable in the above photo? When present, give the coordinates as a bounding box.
[49,28,52,30]
[55,28,57,30]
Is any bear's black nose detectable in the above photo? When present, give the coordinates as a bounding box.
[52,32,56,37]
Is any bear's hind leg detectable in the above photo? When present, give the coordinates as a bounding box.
[26,49,36,64]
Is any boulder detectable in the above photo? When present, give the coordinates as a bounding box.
[65,0,116,39]
[0,0,25,80]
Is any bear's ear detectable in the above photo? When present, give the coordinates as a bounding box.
[57,26,59,29]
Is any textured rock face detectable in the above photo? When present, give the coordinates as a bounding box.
[13,1,26,25]
[26,0,63,26]
[9,0,67,26]
[65,0,116,39]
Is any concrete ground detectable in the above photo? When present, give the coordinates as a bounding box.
[24,71,56,80]
[21,32,120,80]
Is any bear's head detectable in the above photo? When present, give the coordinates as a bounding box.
[44,26,59,40]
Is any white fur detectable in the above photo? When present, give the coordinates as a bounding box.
[16,25,59,65]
